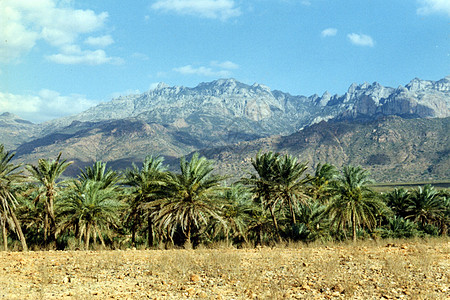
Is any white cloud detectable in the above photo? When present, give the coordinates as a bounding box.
[210,60,239,69]
[173,60,239,77]
[0,89,98,123]
[132,52,150,61]
[347,33,375,47]
[84,35,114,47]
[46,49,123,65]
[174,65,231,77]
[417,0,450,17]
[151,0,241,20]
[321,28,337,37]
[0,0,117,64]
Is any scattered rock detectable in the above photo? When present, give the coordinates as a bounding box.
[190,274,200,282]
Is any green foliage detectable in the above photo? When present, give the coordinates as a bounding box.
[124,155,168,247]
[57,180,125,249]
[1,143,448,250]
[380,216,419,239]
[406,185,445,227]
[150,153,226,246]
[25,153,73,245]
[324,166,389,242]
[0,145,27,251]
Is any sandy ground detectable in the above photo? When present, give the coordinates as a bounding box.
[0,240,448,299]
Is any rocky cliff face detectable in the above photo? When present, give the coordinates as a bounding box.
[38,76,450,135]
[321,76,450,120]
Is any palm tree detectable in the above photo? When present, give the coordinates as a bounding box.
[308,163,338,204]
[26,153,73,245]
[210,184,254,245]
[241,151,283,242]
[295,200,329,242]
[0,145,27,251]
[406,185,444,227]
[58,180,124,249]
[272,154,311,225]
[150,153,225,247]
[79,161,121,189]
[324,165,388,242]
[384,188,410,218]
[124,155,168,247]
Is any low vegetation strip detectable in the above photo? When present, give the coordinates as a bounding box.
[0,239,448,299]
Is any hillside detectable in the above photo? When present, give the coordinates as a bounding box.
[198,116,450,183]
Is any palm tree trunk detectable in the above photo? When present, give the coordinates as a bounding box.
[352,210,357,242]
[85,223,91,250]
[131,216,136,247]
[44,212,49,246]
[10,211,27,251]
[288,198,296,224]
[1,216,7,251]
[47,192,57,240]
[94,224,105,248]
[269,206,282,243]
[147,214,153,248]
[186,221,192,247]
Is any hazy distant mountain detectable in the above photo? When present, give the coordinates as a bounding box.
[2,76,449,181]
[0,112,37,150]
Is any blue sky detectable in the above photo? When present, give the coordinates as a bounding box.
[0,0,449,123]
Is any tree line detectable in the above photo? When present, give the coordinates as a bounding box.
[0,144,448,251]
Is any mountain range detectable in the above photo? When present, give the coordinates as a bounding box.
[1,76,449,181]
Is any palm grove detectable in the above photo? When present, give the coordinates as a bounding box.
[0,144,448,251]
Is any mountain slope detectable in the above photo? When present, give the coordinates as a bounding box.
[0,113,37,149]
[197,116,450,182]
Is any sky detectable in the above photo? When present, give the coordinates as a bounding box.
[0,0,449,123]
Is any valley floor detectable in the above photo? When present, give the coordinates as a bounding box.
[0,239,448,299]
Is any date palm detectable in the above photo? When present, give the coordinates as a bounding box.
[210,184,253,245]
[272,154,311,224]
[0,145,27,251]
[58,180,124,249]
[124,155,168,247]
[241,151,282,242]
[79,161,121,190]
[308,163,338,203]
[406,185,444,227]
[325,165,387,242]
[26,153,73,245]
[384,188,409,218]
[150,153,225,246]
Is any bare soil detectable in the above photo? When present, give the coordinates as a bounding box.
[0,240,448,299]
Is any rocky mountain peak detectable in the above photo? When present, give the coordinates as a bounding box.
[153,82,170,90]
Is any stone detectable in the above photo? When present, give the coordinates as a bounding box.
[190,274,201,282]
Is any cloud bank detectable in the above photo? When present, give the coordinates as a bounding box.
[151,0,241,20]
[0,90,98,123]
[173,60,239,77]
[0,0,119,64]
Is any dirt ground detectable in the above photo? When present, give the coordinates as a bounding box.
[0,240,448,299]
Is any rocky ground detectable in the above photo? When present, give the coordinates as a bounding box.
[0,239,448,299]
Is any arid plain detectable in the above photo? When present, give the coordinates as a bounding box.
[0,239,448,299]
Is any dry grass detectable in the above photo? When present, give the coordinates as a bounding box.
[0,238,448,299]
